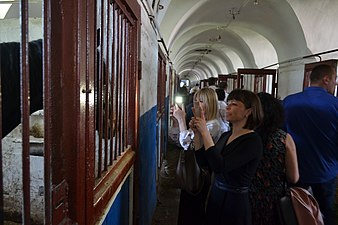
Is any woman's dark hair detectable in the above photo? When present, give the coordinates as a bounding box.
[227,89,263,130]
[256,92,284,144]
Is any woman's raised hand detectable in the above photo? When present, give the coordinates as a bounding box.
[192,103,208,136]
[173,103,186,121]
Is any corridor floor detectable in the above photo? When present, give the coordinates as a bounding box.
[151,144,181,225]
[151,144,338,225]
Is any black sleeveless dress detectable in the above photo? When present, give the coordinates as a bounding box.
[250,129,287,225]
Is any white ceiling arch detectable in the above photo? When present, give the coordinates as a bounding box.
[175,47,229,74]
[171,25,257,75]
[159,0,308,81]
[179,61,214,79]
[176,55,222,77]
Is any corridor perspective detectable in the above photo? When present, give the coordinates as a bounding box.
[0,0,337,224]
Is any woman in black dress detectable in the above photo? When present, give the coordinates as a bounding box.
[192,89,264,225]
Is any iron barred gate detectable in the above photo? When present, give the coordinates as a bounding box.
[0,0,140,224]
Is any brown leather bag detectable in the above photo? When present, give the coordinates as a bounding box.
[278,187,324,225]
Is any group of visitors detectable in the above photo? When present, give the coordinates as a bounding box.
[170,64,338,225]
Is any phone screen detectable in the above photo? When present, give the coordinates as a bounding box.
[175,96,184,110]
[175,96,183,104]
[193,102,201,117]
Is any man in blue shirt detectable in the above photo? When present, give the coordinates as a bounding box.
[283,64,338,225]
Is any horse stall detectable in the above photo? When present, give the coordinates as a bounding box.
[2,112,44,224]
[1,0,141,224]
[1,36,44,223]
[237,68,278,97]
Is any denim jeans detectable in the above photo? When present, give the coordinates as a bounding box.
[301,178,337,225]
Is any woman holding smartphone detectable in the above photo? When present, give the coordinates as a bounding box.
[173,87,222,225]
[192,89,263,225]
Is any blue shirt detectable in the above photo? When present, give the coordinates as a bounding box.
[283,87,338,183]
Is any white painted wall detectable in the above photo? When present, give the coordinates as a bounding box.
[139,1,159,115]
[278,0,338,98]
[0,18,42,43]
[289,0,338,58]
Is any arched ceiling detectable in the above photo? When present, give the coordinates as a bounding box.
[158,0,309,82]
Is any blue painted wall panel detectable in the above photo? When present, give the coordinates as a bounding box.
[101,102,168,225]
[102,178,130,225]
[138,106,158,225]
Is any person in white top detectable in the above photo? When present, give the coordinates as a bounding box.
[172,87,222,225]
[215,88,230,134]
[173,87,221,150]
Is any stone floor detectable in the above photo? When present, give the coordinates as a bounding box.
[151,144,338,225]
[151,144,182,225]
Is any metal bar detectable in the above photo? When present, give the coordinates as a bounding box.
[263,76,267,93]
[97,0,105,178]
[124,22,130,149]
[109,2,116,166]
[114,9,121,161]
[0,44,3,225]
[122,18,127,153]
[272,73,277,98]
[85,0,96,221]
[112,3,117,162]
[253,76,257,93]
[117,12,123,157]
[104,0,109,171]
[21,0,31,223]
[262,48,338,69]
[44,0,52,222]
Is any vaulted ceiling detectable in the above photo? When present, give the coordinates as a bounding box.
[158,0,312,82]
[1,0,337,84]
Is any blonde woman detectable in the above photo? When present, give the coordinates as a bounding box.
[173,87,221,225]
[174,87,221,150]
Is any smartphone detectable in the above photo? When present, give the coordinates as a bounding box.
[175,96,184,110]
[175,96,183,104]
[193,101,201,117]
[194,106,201,117]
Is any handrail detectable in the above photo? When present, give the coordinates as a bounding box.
[262,48,338,69]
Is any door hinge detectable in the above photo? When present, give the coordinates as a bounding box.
[52,179,70,225]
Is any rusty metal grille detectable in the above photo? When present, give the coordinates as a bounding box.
[218,74,240,92]
[237,69,278,97]
[94,0,135,182]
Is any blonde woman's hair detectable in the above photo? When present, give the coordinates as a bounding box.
[194,87,218,121]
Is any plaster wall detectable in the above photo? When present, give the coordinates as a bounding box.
[0,18,42,43]
[289,0,338,57]
[139,3,159,115]
[279,0,338,96]
[278,63,305,99]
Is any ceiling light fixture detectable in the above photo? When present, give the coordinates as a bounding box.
[0,0,15,19]
[254,0,258,5]
[209,35,221,43]
[229,8,240,20]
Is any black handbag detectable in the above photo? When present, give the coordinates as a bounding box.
[277,186,324,225]
[175,142,207,195]
[278,190,298,225]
